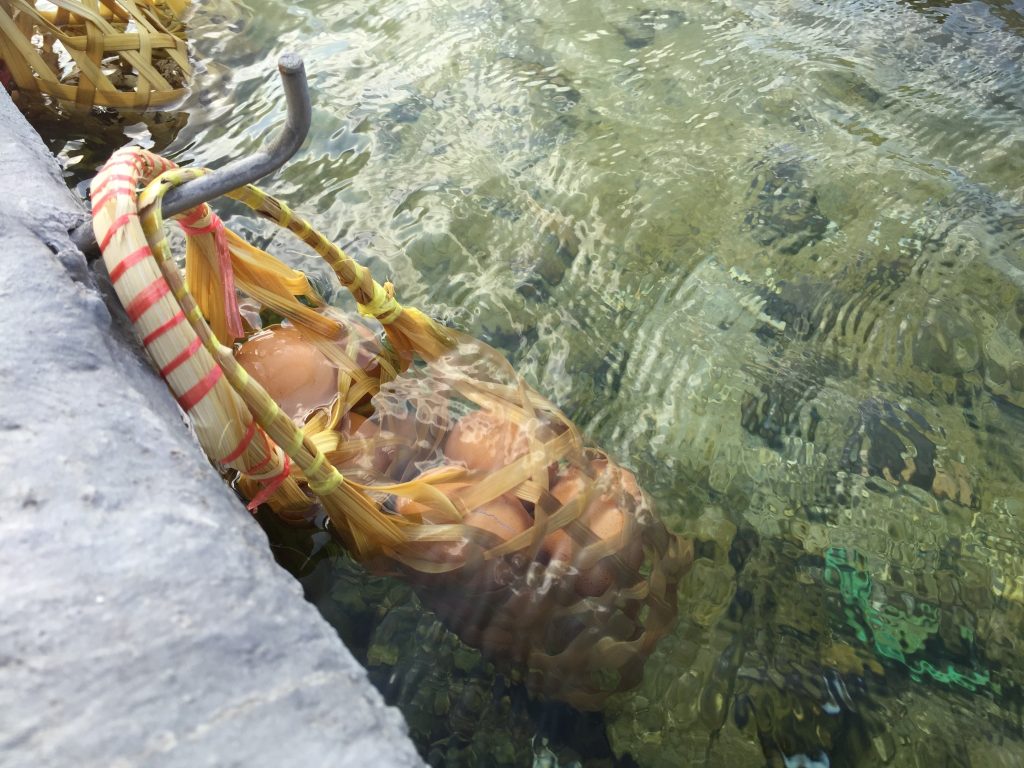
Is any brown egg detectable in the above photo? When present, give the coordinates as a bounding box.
[456,495,534,588]
[543,460,646,596]
[334,411,390,475]
[550,466,587,505]
[393,466,469,520]
[235,325,338,423]
[398,474,531,569]
[444,409,530,472]
[574,560,617,597]
[464,495,532,543]
[587,502,627,541]
[541,528,576,564]
[541,466,587,564]
[591,456,644,507]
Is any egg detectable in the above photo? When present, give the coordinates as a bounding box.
[444,409,530,472]
[541,460,646,596]
[540,466,587,564]
[396,466,532,569]
[464,495,533,543]
[451,495,533,576]
[333,411,391,476]
[591,456,643,506]
[540,528,576,565]
[550,466,587,505]
[397,466,531,540]
[573,501,644,597]
[235,325,338,423]
[574,560,617,598]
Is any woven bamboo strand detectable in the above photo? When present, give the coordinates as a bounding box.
[227,185,455,361]
[137,167,413,556]
[0,0,188,110]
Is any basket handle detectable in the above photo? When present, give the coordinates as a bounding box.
[71,52,311,254]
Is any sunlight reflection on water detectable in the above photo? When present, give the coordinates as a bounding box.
[59,0,1024,763]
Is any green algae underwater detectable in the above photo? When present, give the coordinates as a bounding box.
[51,0,1024,764]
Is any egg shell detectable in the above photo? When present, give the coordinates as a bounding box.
[444,409,530,473]
[550,466,588,505]
[406,491,531,570]
[542,467,589,565]
[586,502,626,541]
[574,560,616,597]
[464,495,533,544]
[235,325,338,423]
[546,461,646,595]
[581,498,643,564]
[334,411,391,474]
[591,456,644,508]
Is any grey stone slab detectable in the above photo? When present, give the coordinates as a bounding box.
[0,93,424,768]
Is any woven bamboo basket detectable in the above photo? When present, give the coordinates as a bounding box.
[91,148,693,709]
[0,0,189,110]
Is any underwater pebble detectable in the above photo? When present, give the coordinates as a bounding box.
[617,9,687,49]
[912,308,980,375]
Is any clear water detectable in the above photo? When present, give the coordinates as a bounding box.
[57,0,1024,764]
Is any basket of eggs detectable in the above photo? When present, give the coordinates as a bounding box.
[91,148,692,710]
[0,0,190,111]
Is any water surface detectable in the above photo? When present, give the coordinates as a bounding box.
[64,0,1024,764]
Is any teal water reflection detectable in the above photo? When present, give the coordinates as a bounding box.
[67,0,1024,764]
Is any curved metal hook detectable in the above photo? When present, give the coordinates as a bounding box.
[72,52,311,255]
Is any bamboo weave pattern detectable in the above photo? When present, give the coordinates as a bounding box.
[0,0,189,110]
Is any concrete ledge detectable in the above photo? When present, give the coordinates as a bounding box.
[0,93,424,768]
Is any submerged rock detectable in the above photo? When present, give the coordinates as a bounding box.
[743,152,832,255]
[912,306,981,375]
[617,9,687,50]
[496,57,582,113]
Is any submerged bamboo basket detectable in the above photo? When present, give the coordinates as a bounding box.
[91,148,692,709]
[0,0,189,110]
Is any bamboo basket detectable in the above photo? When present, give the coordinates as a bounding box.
[0,0,189,111]
[91,148,692,709]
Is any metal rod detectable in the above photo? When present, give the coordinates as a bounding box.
[71,52,311,255]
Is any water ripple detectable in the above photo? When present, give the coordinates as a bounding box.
[64,0,1024,763]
